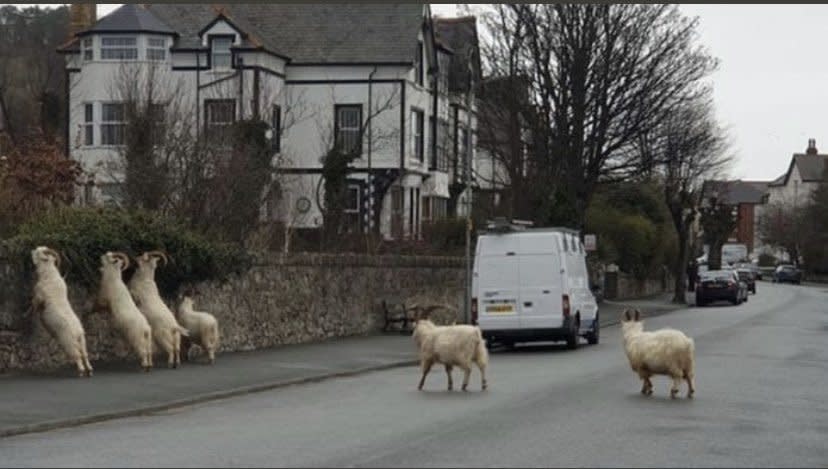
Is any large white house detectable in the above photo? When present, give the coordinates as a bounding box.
[59,4,480,240]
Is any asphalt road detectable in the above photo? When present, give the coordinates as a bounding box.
[1,282,826,468]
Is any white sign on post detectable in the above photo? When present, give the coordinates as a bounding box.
[584,234,597,252]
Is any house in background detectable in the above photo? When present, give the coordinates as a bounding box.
[701,179,769,255]
[765,138,828,209]
[58,3,479,240]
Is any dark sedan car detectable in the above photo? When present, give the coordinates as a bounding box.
[736,268,756,294]
[772,265,802,284]
[696,270,748,306]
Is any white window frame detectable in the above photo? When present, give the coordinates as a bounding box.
[411,109,424,162]
[100,102,126,146]
[100,36,138,61]
[210,36,233,70]
[335,104,362,156]
[146,36,166,61]
[83,103,94,146]
[344,184,361,233]
[82,37,93,61]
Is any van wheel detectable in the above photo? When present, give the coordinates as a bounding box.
[566,320,580,350]
[586,320,599,345]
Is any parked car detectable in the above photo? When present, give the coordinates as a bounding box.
[472,221,599,349]
[735,262,762,280]
[772,265,802,284]
[696,270,749,306]
[736,268,756,294]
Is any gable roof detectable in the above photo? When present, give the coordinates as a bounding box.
[79,4,176,36]
[770,153,828,187]
[434,16,481,92]
[144,4,427,64]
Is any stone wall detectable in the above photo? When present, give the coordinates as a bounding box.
[605,267,672,300]
[0,252,465,373]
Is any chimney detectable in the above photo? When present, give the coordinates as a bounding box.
[806,138,818,155]
[69,4,97,39]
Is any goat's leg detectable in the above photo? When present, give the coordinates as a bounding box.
[418,359,434,391]
[477,361,488,391]
[670,374,682,399]
[460,365,472,392]
[444,365,454,391]
[685,371,695,398]
[72,353,86,378]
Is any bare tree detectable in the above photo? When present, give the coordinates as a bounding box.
[641,89,731,303]
[312,83,401,246]
[482,4,718,229]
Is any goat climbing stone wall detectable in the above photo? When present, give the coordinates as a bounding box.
[0,251,465,373]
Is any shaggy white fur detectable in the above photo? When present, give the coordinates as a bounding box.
[176,295,220,365]
[96,252,154,372]
[30,246,93,377]
[621,309,695,399]
[412,319,489,392]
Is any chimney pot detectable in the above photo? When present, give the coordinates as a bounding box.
[806,138,818,155]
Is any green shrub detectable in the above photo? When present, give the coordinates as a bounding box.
[6,206,250,297]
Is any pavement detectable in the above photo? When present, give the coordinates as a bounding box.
[1,282,825,467]
[0,292,684,440]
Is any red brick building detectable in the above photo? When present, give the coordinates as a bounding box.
[702,180,769,253]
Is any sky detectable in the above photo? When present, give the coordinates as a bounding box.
[14,3,828,182]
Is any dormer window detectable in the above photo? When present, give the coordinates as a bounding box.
[210,36,233,69]
[100,36,138,60]
[415,41,424,86]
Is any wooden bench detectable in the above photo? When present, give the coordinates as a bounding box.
[382,298,413,333]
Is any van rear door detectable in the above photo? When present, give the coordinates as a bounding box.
[476,234,521,330]
[518,232,564,330]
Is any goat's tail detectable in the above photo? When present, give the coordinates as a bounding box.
[475,327,489,367]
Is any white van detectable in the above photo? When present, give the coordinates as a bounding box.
[471,222,599,349]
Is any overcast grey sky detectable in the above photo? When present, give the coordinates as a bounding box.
[15,3,827,181]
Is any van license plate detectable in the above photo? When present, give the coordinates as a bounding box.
[486,304,514,314]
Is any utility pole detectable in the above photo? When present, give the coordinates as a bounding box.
[464,48,475,325]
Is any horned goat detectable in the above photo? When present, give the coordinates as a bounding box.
[412,314,488,392]
[96,251,154,372]
[30,246,93,377]
[176,293,220,364]
[128,251,189,369]
[621,309,695,399]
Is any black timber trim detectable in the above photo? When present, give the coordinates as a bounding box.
[76,29,178,38]
[237,64,286,79]
[289,61,413,67]
[285,79,404,85]
[198,13,247,39]
[232,46,291,62]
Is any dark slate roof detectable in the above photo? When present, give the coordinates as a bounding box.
[145,4,427,63]
[792,154,828,181]
[81,4,176,36]
[435,17,481,92]
[703,180,769,205]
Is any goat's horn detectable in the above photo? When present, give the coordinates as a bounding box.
[146,250,169,267]
[43,247,62,270]
[634,309,641,321]
[623,309,632,321]
[112,252,130,271]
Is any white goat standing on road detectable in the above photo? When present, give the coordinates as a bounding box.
[30,246,93,377]
[128,251,189,369]
[412,314,489,392]
[621,309,695,399]
[96,251,154,372]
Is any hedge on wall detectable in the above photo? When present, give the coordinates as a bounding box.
[4,206,251,298]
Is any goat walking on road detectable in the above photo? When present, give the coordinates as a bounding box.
[621,309,695,399]
[412,312,488,392]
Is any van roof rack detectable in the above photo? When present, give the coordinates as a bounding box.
[484,218,535,233]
